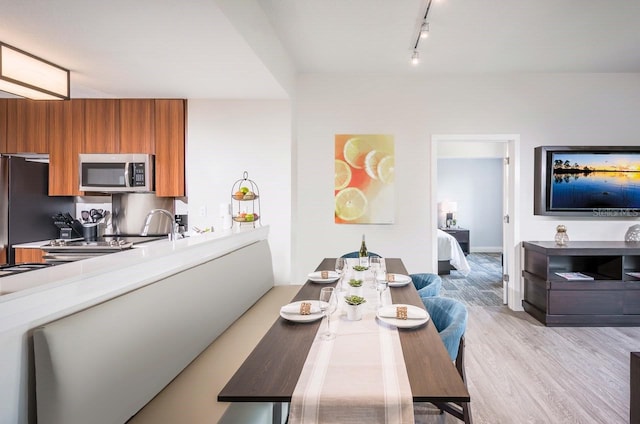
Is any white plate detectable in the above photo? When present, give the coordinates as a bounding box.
[280,301,327,322]
[308,270,340,283]
[376,304,430,328]
[387,273,412,287]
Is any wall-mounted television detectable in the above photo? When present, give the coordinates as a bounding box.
[534,146,640,217]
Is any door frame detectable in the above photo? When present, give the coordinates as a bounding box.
[430,134,522,311]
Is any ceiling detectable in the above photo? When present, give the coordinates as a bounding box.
[1,0,639,100]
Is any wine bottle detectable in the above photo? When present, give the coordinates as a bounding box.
[358,234,369,267]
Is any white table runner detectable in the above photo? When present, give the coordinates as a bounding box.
[289,266,415,423]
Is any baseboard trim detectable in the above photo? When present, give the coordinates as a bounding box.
[470,248,503,253]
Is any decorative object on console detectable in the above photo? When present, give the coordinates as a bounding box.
[231,171,261,228]
[626,224,640,242]
[554,224,569,246]
[0,41,70,100]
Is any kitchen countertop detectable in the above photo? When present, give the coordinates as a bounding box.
[0,227,270,325]
[11,240,50,249]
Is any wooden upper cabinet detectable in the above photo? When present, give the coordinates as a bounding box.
[0,99,7,153]
[0,97,185,196]
[71,99,85,154]
[119,99,154,153]
[6,99,50,153]
[154,99,185,197]
[83,99,119,153]
[49,100,83,196]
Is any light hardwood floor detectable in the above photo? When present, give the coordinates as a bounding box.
[415,306,640,423]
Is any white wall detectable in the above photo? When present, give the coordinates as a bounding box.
[293,73,640,289]
[187,100,292,284]
[214,0,295,98]
[438,157,503,251]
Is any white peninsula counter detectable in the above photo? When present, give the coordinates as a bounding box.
[0,226,272,424]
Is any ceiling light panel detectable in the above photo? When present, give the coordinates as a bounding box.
[0,42,70,100]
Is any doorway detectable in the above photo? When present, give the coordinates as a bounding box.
[430,134,521,311]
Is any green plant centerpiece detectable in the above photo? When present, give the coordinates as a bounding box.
[348,279,363,287]
[344,295,366,321]
[352,265,369,272]
[344,295,366,306]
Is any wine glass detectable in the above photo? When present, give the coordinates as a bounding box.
[334,258,346,292]
[370,257,381,273]
[370,257,384,288]
[319,287,337,340]
[375,269,388,310]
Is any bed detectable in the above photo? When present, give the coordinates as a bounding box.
[437,229,471,276]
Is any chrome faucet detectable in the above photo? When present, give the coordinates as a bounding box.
[141,209,180,241]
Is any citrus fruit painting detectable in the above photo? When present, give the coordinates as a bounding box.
[335,134,395,224]
[334,159,352,190]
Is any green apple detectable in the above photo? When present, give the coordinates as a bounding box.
[245,213,255,222]
[240,187,249,194]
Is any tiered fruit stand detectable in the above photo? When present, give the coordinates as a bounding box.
[230,171,261,229]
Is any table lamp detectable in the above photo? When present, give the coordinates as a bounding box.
[445,202,457,228]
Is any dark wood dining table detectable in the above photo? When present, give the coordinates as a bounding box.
[218,258,470,422]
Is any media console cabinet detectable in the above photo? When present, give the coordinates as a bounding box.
[522,241,640,326]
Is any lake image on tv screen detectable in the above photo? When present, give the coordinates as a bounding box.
[550,152,640,209]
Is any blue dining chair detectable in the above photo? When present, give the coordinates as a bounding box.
[420,296,472,423]
[422,296,467,361]
[340,251,381,258]
[410,273,442,298]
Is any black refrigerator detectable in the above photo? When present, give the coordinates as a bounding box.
[0,156,74,265]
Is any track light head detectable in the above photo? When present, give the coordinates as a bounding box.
[411,50,420,66]
[420,21,430,39]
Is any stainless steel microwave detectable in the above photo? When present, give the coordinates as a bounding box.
[79,153,154,192]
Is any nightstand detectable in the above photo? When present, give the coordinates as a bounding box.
[440,228,470,255]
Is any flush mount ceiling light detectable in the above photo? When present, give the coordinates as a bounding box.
[410,0,435,65]
[0,42,70,100]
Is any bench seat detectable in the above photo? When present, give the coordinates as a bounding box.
[33,239,279,424]
[129,285,301,424]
